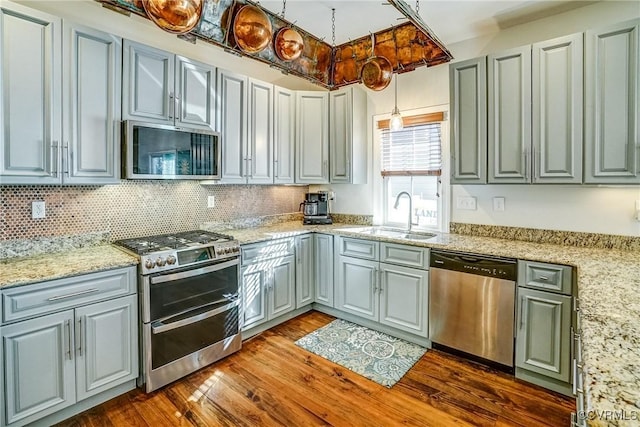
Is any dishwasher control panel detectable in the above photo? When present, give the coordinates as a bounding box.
[430,250,517,280]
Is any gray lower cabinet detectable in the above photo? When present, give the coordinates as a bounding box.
[335,237,429,338]
[516,287,572,382]
[584,19,640,184]
[295,234,315,309]
[314,234,334,307]
[0,267,138,427]
[241,240,296,331]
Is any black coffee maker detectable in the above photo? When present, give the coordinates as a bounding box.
[300,191,333,225]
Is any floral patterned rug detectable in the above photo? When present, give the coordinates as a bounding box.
[295,319,427,388]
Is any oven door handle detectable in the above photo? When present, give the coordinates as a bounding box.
[150,258,239,285]
[151,300,239,334]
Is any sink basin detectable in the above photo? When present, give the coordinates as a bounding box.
[351,227,437,241]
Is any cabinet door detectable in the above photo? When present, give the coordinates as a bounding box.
[217,69,248,183]
[296,91,329,183]
[295,235,315,308]
[274,86,295,184]
[270,255,296,318]
[2,310,75,426]
[379,263,428,336]
[585,19,640,184]
[532,33,583,184]
[247,79,273,184]
[122,40,173,123]
[329,89,352,183]
[64,23,121,184]
[176,56,215,130]
[241,264,267,330]
[335,255,378,321]
[75,295,138,402]
[488,46,532,183]
[516,288,572,382]
[0,3,61,184]
[314,234,334,307]
[450,57,487,184]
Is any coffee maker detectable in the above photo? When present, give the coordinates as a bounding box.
[300,191,333,225]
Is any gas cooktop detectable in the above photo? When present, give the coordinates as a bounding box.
[113,230,240,274]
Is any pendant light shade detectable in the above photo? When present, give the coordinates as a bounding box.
[390,74,403,131]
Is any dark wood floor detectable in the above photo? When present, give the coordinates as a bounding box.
[56,311,574,426]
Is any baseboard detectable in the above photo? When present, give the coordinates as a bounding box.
[28,380,137,427]
[312,304,431,348]
[242,306,313,339]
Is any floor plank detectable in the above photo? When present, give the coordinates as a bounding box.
[55,311,574,427]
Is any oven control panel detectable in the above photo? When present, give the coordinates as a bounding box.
[140,242,240,274]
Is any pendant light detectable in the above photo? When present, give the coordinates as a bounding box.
[390,73,404,131]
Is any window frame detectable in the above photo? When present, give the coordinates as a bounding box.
[372,105,450,232]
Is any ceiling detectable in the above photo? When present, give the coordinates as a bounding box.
[259,0,601,46]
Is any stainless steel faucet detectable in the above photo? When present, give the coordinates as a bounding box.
[393,191,418,231]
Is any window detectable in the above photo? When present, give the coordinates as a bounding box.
[378,113,444,230]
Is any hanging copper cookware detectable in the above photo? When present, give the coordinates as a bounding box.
[274,27,304,61]
[233,4,273,54]
[141,0,204,34]
[360,33,393,91]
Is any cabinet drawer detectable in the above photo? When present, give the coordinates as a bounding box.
[242,238,294,265]
[380,243,429,270]
[338,237,379,261]
[518,261,572,295]
[2,267,136,323]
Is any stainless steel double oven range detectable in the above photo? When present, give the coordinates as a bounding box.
[114,230,241,392]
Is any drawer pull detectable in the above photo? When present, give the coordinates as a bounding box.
[48,288,99,302]
[538,276,549,281]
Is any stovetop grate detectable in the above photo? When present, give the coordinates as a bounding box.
[114,230,235,255]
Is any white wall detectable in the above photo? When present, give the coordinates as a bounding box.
[319,1,640,237]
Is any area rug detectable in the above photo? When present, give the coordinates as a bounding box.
[295,319,427,387]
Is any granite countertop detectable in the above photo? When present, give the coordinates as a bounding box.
[218,221,640,426]
[0,245,139,288]
[1,222,637,425]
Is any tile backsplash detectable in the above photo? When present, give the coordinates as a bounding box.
[0,182,308,241]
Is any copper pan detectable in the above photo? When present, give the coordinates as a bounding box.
[360,33,393,91]
[274,27,304,61]
[233,4,272,54]
[142,0,203,34]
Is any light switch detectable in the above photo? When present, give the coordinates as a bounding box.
[493,197,505,212]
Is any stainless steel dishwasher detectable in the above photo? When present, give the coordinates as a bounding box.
[429,250,517,368]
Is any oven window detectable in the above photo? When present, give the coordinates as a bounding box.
[149,262,238,321]
[151,305,239,369]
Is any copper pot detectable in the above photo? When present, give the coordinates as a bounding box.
[274,27,304,61]
[142,0,203,34]
[360,34,393,91]
[233,5,272,54]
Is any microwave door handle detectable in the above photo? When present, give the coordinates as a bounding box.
[149,258,239,285]
[151,300,239,334]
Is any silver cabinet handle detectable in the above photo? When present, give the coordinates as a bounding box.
[539,276,549,281]
[323,160,328,177]
[62,144,70,175]
[519,297,525,330]
[48,288,99,301]
[175,95,181,122]
[373,268,378,293]
[572,358,578,395]
[168,93,174,119]
[64,319,72,360]
[78,316,84,356]
[51,141,59,177]
[378,270,383,294]
[524,149,530,180]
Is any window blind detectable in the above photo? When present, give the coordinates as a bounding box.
[380,122,442,176]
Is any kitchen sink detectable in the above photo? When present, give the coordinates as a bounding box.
[339,227,436,241]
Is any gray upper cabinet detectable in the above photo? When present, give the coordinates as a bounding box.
[329,86,367,184]
[274,86,295,184]
[488,45,532,183]
[63,22,122,184]
[532,33,583,184]
[247,78,274,184]
[296,91,329,184]
[585,19,640,184]
[450,57,488,184]
[217,69,248,184]
[0,3,62,184]
[123,40,214,130]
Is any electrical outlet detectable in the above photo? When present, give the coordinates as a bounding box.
[32,201,46,219]
[207,195,215,208]
[456,196,477,210]
[493,197,505,212]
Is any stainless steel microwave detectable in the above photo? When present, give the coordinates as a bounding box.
[122,120,221,180]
